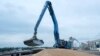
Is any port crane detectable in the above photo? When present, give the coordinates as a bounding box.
[24,1,79,49]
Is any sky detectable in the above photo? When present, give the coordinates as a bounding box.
[0,0,100,48]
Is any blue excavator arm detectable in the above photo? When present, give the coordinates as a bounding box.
[24,1,60,46]
[24,1,79,49]
[34,1,60,46]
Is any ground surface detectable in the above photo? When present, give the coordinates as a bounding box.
[78,50,100,56]
[31,49,96,56]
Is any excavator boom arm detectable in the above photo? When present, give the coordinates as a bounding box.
[34,1,60,45]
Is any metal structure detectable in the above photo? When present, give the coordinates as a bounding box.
[1,49,42,56]
[24,1,78,49]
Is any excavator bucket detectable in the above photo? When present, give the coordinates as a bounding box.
[24,36,44,46]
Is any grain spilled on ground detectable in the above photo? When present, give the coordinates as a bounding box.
[33,49,96,56]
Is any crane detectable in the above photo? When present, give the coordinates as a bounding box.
[24,1,79,49]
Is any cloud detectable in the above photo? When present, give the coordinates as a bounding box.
[0,34,31,47]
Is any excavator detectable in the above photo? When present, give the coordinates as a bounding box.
[24,1,79,49]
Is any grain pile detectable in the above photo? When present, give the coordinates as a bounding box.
[33,49,96,56]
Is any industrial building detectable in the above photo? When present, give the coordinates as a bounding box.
[87,39,100,51]
[80,39,100,51]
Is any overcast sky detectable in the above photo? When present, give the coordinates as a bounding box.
[0,0,100,47]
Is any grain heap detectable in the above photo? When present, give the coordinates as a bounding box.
[33,49,96,56]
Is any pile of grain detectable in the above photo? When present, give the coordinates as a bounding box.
[33,49,96,56]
